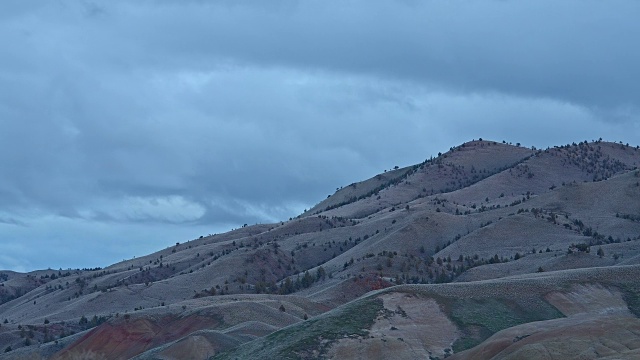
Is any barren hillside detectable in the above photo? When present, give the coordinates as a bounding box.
[1,139,639,360]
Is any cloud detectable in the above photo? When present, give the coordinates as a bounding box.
[0,0,638,270]
[61,0,638,112]
[79,195,206,223]
[0,215,25,226]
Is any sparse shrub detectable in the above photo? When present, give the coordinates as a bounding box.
[568,243,590,254]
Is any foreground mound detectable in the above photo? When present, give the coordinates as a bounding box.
[213,265,640,359]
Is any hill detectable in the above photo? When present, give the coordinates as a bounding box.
[1,139,639,359]
[214,265,640,359]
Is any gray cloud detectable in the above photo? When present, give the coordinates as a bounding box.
[0,0,638,270]
[61,0,639,111]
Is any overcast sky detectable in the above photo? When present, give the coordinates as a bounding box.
[1,0,639,272]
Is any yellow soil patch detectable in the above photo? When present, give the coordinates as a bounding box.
[326,292,459,359]
[545,284,630,316]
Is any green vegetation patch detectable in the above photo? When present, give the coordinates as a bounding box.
[450,297,563,353]
[451,331,490,353]
[452,298,525,333]
[619,283,640,318]
[213,297,384,360]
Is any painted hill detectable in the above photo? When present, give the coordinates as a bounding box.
[1,139,639,359]
[214,265,640,359]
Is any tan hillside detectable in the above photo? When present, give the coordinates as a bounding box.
[1,139,639,359]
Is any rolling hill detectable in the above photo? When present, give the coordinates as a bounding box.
[1,139,639,359]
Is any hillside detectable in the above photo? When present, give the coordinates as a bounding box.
[1,139,639,359]
[215,265,640,359]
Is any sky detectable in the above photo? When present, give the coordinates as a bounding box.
[1,0,639,272]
